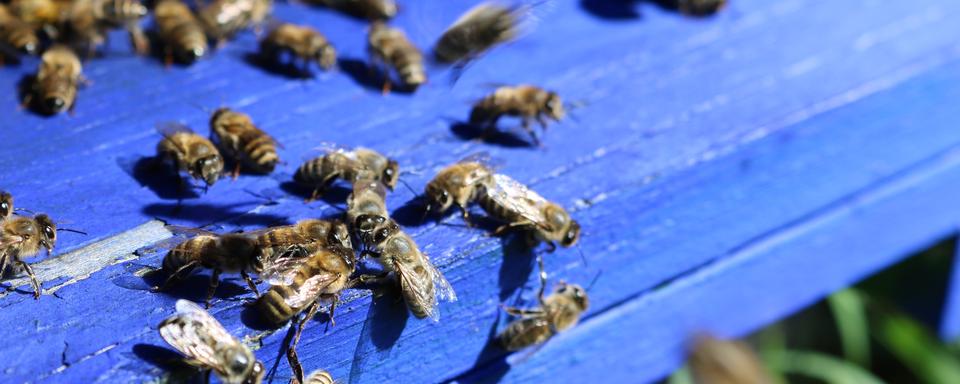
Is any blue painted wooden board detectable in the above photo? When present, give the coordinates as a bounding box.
[2,0,960,382]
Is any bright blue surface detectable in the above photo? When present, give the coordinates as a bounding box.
[2,0,960,383]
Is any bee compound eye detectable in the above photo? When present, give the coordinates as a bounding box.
[45,97,66,112]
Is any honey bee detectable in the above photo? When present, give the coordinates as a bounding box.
[0,214,58,299]
[353,214,457,320]
[367,21,425,93]
[209,107,280,178]
[677,0,727,17]
[424,157,495,225]
[254,245,356,382]
[0,4,40,55]
[478,173,580,250]
[153,227,262,308]
[346,180,388,230]
[0,192,13,220]
[688,334,773,384]
[433,2,519,65]
[256,219,352,262]
[304,369,334,384]
[198,0,272,42]
[259,23,337,73]
[63,0,149,55]
[469,85,565,146]
[26,45,82,115]
[294,145,399,202]
[311,0,396,20]
[155,0,208,64]
[497,257,588,351]
[156,123,225,190]
[159,299,265,384]
[8,0,60,29]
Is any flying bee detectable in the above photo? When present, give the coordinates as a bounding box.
[259,23,337,73]
[677,0,727,17]
[25,45,82,115]
[433,2,519,66]
[470,84,565,146]
[159,299,265,384]
[497,258,589,351]
[155,0,208,64]
[0,192,13,220]
[156,123,225,190]
[62,0,149,56]
[256,219,352,262]
[346,180,388,231]
[294,145,399,202]
[198,0,272,42]
[353,214,457,320]
[0,4,40,56]
[153,227,262,308]
[254,245,356,382]
[0,214,82,299]
[209,107,280,178]
[368,21,426,93]
[478,173,580,250]
[304,369,335,384]
[310,0,396,20]
[688,334,773,384]
[424,157,496,225]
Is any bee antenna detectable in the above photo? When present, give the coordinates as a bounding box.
[14,208,36,215]
[576,244,588,268]
[397,179,420,197]
[243,188,278,205]
[586,270,602,291]
[189,102,212,115]
[57,228,88,235]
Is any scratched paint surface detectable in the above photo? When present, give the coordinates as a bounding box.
[1,0,959,383]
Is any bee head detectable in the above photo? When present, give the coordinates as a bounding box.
[544,92,565,121]
[210,107,231,126]
[194,154,224,187]
[355,214,387,243]
[317,44,337,70]
[382,160,400,190]
[245,361,265,384]
[21,41,38,55]
[34,214,57,254]
[561,220,581,248]
[0,191,12,218]
[181,46,206,63]
[425,182,453,213]
[558,283,589,311]
[44,96,68,114]
[221,346,257,382]
[329,221,353,250]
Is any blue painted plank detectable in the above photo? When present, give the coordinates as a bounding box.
[1,0,959,383]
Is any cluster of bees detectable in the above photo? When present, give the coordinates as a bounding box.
[2,0,730,382]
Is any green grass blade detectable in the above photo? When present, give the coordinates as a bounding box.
[874,311,960,384]
[763,349,885,384]
[828,289,871,367]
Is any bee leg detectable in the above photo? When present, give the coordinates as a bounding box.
[204,269,221,308]
[153,261,199,292]
[536,254,548,306]
[164,46,173,68]
[17,260,41,299]
[232,163,241,180]
[129,26,149,55]
[460,205,474,227]
[381,79,392,95]
[521,118,541,147]
[501,305,544,319]
[241,269,260,297]
[325,294,339,326]
[288,301,319,384]
[492,221,531,237]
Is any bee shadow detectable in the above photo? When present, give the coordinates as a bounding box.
[579,0,643,20]
[347,285,409,383]
[390,197,429,228]
[146,272,253,305]
[15,74,57,117]
[338,58,416,95]
[278,181,351,209]
[446,310,511,384]
[131,344,208,383]
[141,201,291,227]
[242,52,315,79]
[449,122,534,148]
[117,156,202,201]
[497,234,536,302]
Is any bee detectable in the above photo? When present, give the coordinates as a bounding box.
[254,245,356,382]
[154,227,262,308]
[294,145,399,202]
[0,192,13,220]
[469,85,565,146]
[677,0,727,17]
[62,0,149,56]
[367,21,426,93]
[688,334,772,384]
[0,3,40,55]
[0,214,58,299]
[424,157,495,225]
[346,180,388,231]
[198,0,272,42]
[155,0,208,64]
[8,0,60,29]
[304,369,334,384]
[259,23,337,73]
[209,107,280,178]
[310,0,396,20]
[26,45,82,115]
[478,173,580,250]
[156,123,225,190]
[256,219,352,262]
[353,214,457,320]
[159,299,265,384]
[497,257,588,351]
[433,2,519,65]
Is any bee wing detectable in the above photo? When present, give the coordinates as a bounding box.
[393,256,455,321]
[260,254,313,286]
[283,271,340,309]
[487,174,550,227]
[425,256,457,303]
[166,225,220,237]
[457,151,505,170]
[158,300,240,371]
[157,122,196,138]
